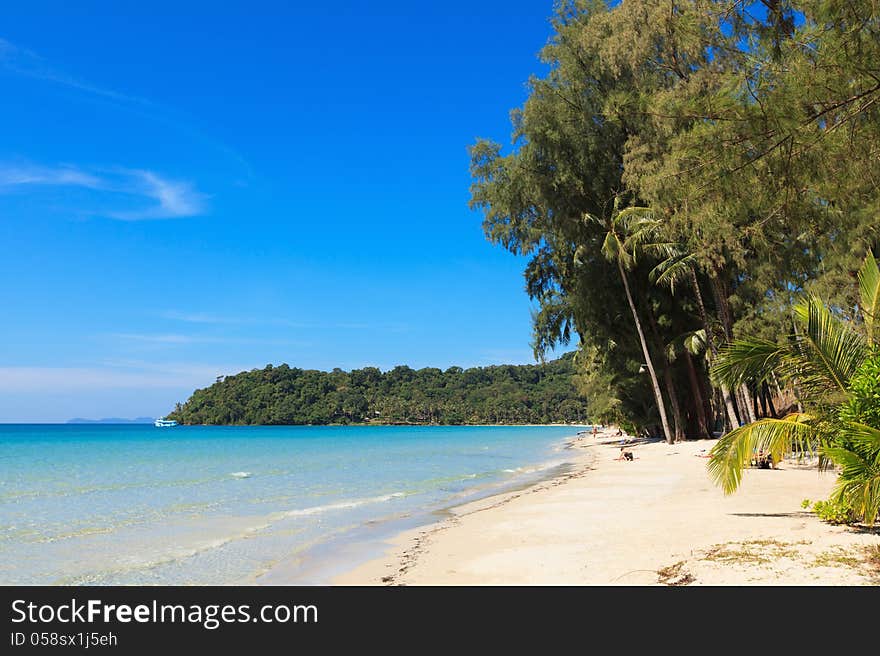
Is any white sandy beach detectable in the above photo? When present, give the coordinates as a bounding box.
[335,428,880,585]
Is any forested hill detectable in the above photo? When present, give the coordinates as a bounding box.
[166,353,588,425]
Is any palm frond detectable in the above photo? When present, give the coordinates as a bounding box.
[628,235,677,259]
[650,251,698,294]
[824,441,880,526]
[613,205,654,230]
[840,422,880,451]
[711,338,787,389]
[601,230,621,263]
[707,414,817,494]
[582,212,601,227]
[793,295,868,395]
[684,329,707,355]
[859,250,879,343]
[667,330,707,360]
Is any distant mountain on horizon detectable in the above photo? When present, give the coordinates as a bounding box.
[66,417,156,424]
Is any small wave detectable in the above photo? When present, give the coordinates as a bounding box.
[230,472,252,479]
[273,492,406,520]
[40,491,411,575]
[55,529,283,585]
[0,472,249,503]
[509,461,564,476]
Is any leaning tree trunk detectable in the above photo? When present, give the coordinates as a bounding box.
[643,300,686,442]
[690,269,739,431]
[663,365,685,441]
[708,271,746,428]
[617,259,673,444]
[683,349,711,439]
[739,384,758,423]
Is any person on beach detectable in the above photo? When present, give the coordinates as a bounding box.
[617,447,634,461]
[752,449,779,469]
[592,425,598,437]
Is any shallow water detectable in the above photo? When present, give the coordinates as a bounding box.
[0,424,582,584]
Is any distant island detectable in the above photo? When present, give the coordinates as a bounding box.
[167,353,587,425]
[66,417,156,424]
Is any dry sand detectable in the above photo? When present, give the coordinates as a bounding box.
[335,429,880,585]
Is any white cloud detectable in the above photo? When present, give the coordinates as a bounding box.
[0,36,253,181]
[160,311,240,324]
[0,37,150,106]
[158,310,409,332]
[106,332,310,347]
[0,165,103,188]
[107,169,206,220]
[110,333,207,344]
[0,163,207,220]
[0,365,226,391]
[478,348,540,366]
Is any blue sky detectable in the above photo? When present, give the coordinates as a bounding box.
[0,1,563,422]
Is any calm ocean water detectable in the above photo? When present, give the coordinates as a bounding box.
[0,424,583,585]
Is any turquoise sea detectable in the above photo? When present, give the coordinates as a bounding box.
[0,424,583,585]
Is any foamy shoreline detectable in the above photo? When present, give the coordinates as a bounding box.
[332,428,880,585]
[255,428,586,585]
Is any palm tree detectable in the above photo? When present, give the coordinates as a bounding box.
[649,247,741,432]
[581,199,673,443]
[707,252,880,525]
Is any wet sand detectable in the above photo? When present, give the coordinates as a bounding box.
[335,429,880,585]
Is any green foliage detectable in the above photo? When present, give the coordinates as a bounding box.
[707,414,816,494]
[840,353,880,430]
[712,295,869,406]
[811,499,859,526]
[167,354,589,426]
[860,253,880,341]
[468,1,880,441]
[709,254,880,524]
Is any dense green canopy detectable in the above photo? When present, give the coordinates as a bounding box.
[167,354,588,426]
[470,0,879,440]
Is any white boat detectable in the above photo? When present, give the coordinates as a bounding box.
[154,418,178,427]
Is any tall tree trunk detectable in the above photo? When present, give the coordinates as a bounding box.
[700,370,715,433]
[711,271,754,422]
[740,384,758,423]
[690,269,739,431]
[683,350,710,438]
[720,385,739,430]
[758,385,768,418]
[663,365,686,441]
[617,259,673,443]
[764,382,778,418]
[643,298,685,442]
[709,273,734,340]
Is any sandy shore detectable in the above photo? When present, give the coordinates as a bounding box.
[335,429,880,585]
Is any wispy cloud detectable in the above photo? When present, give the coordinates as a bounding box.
[159,311,247,325]
[0,163,207,220]
[107,333,310,347]
[107,169,206,220]
[478,349,540,366]
[0,36,253,180]
[0,37,151,107]
[0,362,250,392]
[159,310,409,332]
[0,164,103,188]
[110,333,208,345]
